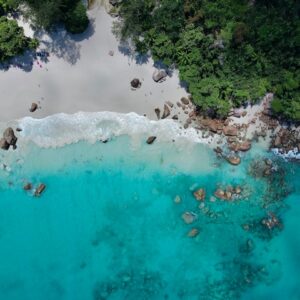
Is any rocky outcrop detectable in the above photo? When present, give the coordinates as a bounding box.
[152,69,167,82]
[130,78,141,89]
[0,127,18,150]
[30,102,38,112]
[146,136,156,144]
[161,104,170,119]
[271,128,300,154]
[223,126,238,136]
[228,140,251,152]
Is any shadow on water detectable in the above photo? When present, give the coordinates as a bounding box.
[0,17,96,72]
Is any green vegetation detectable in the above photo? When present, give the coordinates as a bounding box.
[16,0,89,34]
[0,10,38,63]
[116,0,300,121]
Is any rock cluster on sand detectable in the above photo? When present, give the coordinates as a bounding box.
[0,127,18,150]
[214,185,242,201]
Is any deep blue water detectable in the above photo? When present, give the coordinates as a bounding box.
[0,136,299,300]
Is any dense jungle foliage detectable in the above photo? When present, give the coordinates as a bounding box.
[0,0,89,62]
[0,1,38,62]
[116,0,300,121]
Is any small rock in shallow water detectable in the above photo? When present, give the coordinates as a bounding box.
[193,188,206,201]
[34,183,46,197]
[174,195,181,204]
[146,136,156,144]
[23,183,32,191]
[182,212,197,224]
[188,228,199,238]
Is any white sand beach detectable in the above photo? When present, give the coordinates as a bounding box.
[0,2,188,122]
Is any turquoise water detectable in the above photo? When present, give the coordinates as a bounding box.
[0,136,299,300]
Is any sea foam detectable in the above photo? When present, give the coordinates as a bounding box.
[17,111,215,148]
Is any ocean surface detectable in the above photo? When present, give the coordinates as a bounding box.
[0,113,299,300]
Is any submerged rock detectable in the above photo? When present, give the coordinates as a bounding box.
[187,228,199,238]
[182,212,197,224]
[34,183,46,197]
[0,138,10,150]
[146,136,156,144]
[23,183,32,191]
[226,155,241,165]
[174,195,181,204]
[193,188,206,201]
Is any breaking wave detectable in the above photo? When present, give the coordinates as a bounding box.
[16,111,215,148]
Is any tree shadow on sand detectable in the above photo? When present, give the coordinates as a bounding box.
[34,18,95,65]
[0,18,96,72]
[117,41,151,65]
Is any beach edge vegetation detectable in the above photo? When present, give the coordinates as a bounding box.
[114,0,300,122]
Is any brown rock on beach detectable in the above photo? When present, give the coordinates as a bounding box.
[161,104,171,119]
[30,102,38,112]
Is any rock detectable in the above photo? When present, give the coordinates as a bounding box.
[223,126,238,136]
[30,102,38,112]
[227,155,241,165]
[130,78,141,89]
[152,69,167,82]
[182,212,197,224]
[214,189,226,199]
[146,136,156,144]
[174,195,181,204]
[0,138,10,150]
[16,127,22,132]
[34,183,46,197]
[154,108,161,119]
[187,228,199,238]
[235,186,242,194]
[3,127,17,146]
[109,0,122,5]
[172,115,179,120]
[239,140,252,151]
[23,183,32,191]
[161,104,171,119]
[193,188,206,201]
[108,50,114,56]
[274,136,281,147]
[214,147,223,155]
[166,101,174,108]
[261,212,282,230]
[181,97,189,105]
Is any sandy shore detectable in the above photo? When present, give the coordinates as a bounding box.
[0,3,188,122]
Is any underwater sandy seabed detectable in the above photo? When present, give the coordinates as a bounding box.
[0,129,299,300]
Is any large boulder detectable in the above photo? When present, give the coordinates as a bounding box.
[223,126,238,136]
[152,69,167,82]
[0,138,10,150]
[161,104,170,119]
[1,127,18,150]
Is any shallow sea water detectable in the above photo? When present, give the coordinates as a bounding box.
[0,135,299,300]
